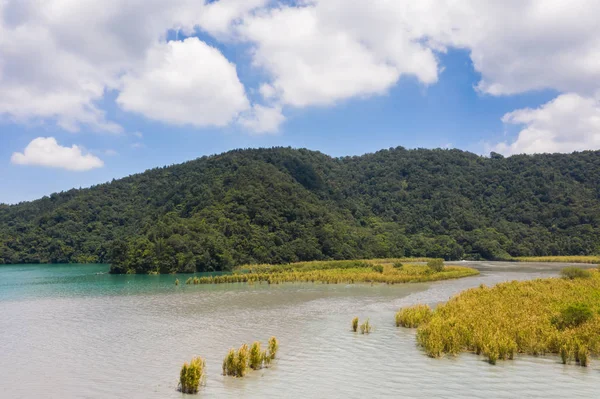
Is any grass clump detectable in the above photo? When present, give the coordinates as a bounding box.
[268,336,279,359]
[223,338,279,377]
[560,267,592,280]
[399,271,600,367]
[249,341,263,370]
[351,317,359,332]
[175,278,180,286]
[395,305,433,327]
[179,357,205,394]
[359,319,373,334]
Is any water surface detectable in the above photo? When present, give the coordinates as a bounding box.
[1,262,598,398]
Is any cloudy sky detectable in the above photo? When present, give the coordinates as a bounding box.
[2,0,600,204]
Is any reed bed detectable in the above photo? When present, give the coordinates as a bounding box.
[182,263,478,286]
[179,357,205,394]
[399,269,600,367]
[223,337,279,377]
[395,304,433,327]
[513,256,600,264]
[233,258,437,274]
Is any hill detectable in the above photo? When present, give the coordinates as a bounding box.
[1,146,600,273]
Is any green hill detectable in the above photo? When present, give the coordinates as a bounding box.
[2,146,600,273]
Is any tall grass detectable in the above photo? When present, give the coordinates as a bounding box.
[398,271,600,367]
[179,357,205,394]
[513,256,600,264]
[351,317,359,332]
[180,263,478,286]
[359,319,373,334]
[223,338,279,377]
[395,305,432,327]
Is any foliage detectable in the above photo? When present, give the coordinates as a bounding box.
[352,317,359,332]
[395,305,433,327]
[560,267,592,280]
[427,259,444,273]
[179,357,205,394]
[552,303,594,330]
[3,147,600,271]
[400,271,600,367]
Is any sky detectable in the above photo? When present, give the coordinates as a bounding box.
[1,0,600,204]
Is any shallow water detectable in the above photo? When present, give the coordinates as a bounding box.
[1,261,598,398]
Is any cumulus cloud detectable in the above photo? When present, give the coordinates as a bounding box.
[117,38,249,127]
[237,2,438,107]
[238,104,285,134]
[493,93,600,155]
[11,137,104,171]
[0,0,263,132]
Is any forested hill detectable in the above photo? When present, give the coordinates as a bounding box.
[2,147,600,273]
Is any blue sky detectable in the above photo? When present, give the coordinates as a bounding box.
[1,1,599,204]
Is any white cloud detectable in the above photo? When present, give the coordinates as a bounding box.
[132,131,143,138]
[117,38,249,127]
[493,93,600,155]
[237,2,438,107]
[11,137,104,171]
[239,104,285,134]
[0,0,263,132]
[104,149,118,156]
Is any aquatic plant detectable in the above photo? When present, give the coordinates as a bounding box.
[268,337,279,359]
[179,357,205,394]
[401,270,600,367]
[249,341,263,370]
[359,319,372,334]
[175,278,180,286]
[352,317,359,332]
[514,256,600,264]
[186,277,193,285]
[185,261,478,286]
[560,267,592,280]
[262,350,272,368]
[395,305,432,327]
[427,259,444,273]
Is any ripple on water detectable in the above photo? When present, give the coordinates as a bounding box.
[0,262,599,398]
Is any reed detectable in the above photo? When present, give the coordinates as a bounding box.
[395,305,432,327]
[352,317,359,332]
[427,259,444,273]
[179,262,478,286]
[175,278,180,286]
[399,271,600,367]
[513,256,600,264]
[359,319,372,334]
[268,337,279,359]
[249,341,263,370]
[179,357,205,394]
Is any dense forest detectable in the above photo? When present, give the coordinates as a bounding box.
[1,146,600,273]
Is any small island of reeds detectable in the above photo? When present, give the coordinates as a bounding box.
[512,256,600,264]
[397,268,600,367]
[181,259,478,286]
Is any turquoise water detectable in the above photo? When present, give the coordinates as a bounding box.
[1,262,599,398]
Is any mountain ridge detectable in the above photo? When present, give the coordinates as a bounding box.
[2,146,600,273]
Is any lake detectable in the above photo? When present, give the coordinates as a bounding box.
[1,262,598,398]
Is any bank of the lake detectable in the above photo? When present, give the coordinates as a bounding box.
[1,261,599,398]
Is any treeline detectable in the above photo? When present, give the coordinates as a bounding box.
[1,147,600,273]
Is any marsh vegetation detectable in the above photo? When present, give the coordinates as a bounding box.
[223,337,279,377]
[179,357,205,394]
[178,259,478,286]
[398,268,600,367]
